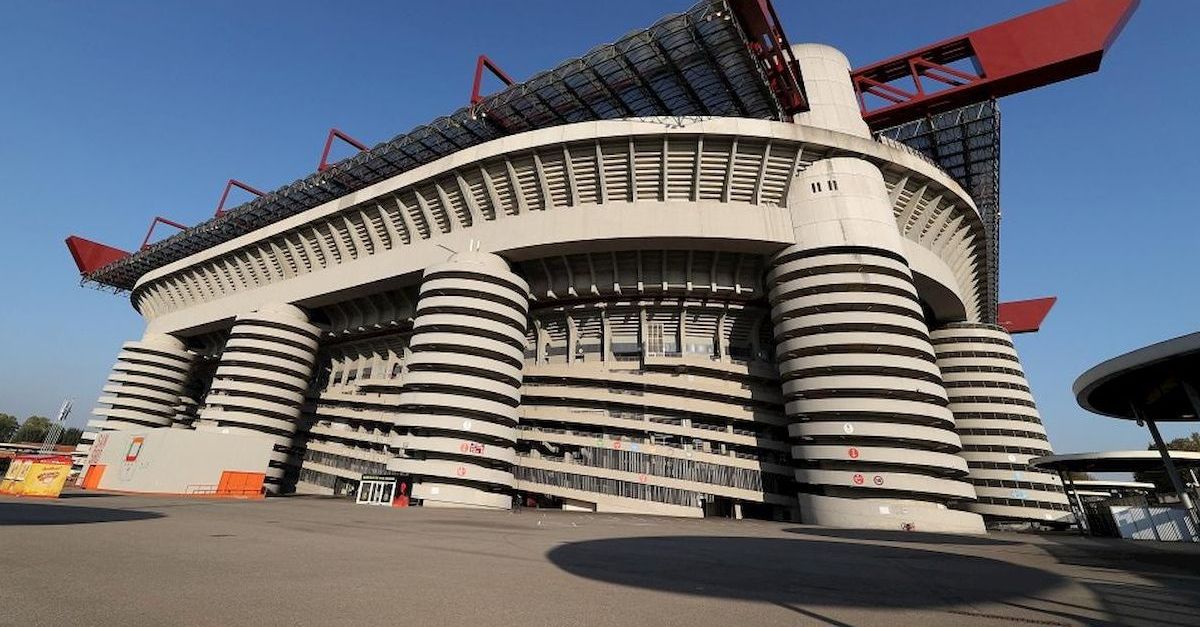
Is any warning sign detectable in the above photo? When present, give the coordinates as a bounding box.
[848,447,860,459]
[852,474,864,485]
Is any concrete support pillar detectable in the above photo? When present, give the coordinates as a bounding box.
[388,251,530,510]
[600,307,614,363]
[769,157,983,533]
[197,303,319,493]
[931,323,1073,525]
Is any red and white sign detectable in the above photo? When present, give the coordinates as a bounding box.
[455,466,467,477]
[852,474,864,485]
[125,436,145,462]
[848,447,860,459]
[458,442,486,455]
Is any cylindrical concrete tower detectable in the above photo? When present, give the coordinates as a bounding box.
[389,251,530,509]
[791,43,870,138]
[197,303,319,492]
[770,157,983,533]
[931,323,1072,523]
[92,333,195,431]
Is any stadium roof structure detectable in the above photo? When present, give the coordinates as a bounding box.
[67,0,1137,307]
[67,0,808,292]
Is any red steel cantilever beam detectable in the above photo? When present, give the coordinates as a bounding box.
[851,0,1139,129]
[139,216,189,250]
[470,54,515,106]
[214,178,266,217]
[317,128,370,172]
[65,236,130,275]
[728,0,807,115]
[997,297,1058,334]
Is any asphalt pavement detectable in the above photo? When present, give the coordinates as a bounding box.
[1,491,1198,626]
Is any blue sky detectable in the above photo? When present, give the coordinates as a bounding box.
[0,0,1195,454]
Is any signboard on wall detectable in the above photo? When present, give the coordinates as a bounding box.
[125,436,145,462]
[0,455,73,498]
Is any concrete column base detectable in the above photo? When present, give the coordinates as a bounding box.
[798,494,986,534]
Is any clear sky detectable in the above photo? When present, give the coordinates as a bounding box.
[0,1,1195,454]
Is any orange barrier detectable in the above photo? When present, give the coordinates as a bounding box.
[216,471,266,498]
[81,464,107,490]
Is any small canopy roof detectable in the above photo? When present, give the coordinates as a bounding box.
[1030,450,1200,474]
[1069,479,1157,491]
[1074,332,1200,421]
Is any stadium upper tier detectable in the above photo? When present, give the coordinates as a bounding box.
[76,0,807,292]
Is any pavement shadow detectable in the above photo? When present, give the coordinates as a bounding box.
[1028,535,1200,627]
[548,535,1065,616]
[784,526,1022,546]
[0,502,163,526]
[58,491,119,499]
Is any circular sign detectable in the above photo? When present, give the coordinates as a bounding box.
[638,473,648,483]
[462,420,473,431]
[848,447,860,459]
[852,474,864,485]
[873,475,884,486]
[459,442,469,453]
[843,423,855,434]
[613,441,622,450]
[456,466,467,477]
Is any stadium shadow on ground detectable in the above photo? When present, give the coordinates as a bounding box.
[0,503,163,526]
[783,526,1023,546]
[547,536,1064,611]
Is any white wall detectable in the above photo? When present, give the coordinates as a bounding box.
[84,428,272,495]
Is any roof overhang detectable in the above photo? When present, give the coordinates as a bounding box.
[1030,450,1200,474]
[1074,332,1200,420]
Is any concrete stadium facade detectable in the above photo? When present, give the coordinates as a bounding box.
[78,44,1070,532]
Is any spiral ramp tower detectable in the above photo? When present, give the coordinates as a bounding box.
[769,157,983,533]
[388,252,530,509]
[90,333,195,431]
[76,333,196,462]
[931,323,1072,524]
[196,304,320,492]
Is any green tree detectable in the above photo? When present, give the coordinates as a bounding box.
[11,416,52,443]
[1134,431,1200,490]
[0,413,17,441]
[60,427,84,446]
